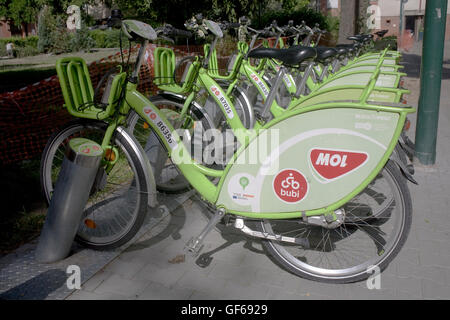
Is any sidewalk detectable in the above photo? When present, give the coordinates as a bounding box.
[63,40,450,300]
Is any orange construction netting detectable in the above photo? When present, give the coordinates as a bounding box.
[0,43,206,165]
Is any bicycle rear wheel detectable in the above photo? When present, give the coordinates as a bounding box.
[256,160,412,283]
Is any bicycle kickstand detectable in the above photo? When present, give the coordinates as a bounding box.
[185,208,226,256]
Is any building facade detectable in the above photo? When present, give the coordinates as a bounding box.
[318,0,450,41]
[0,20,37,38]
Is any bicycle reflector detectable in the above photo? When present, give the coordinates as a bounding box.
[84,219,97,229]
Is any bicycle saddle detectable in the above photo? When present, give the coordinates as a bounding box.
[375,30,388,38]
[336,43,355,50]
[315,47,337,63]
[122,20,157,41]
[335,46,348,58]
[247,46,316,65]
[348,34,372,42]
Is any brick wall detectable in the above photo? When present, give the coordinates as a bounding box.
[0,20,12,38]
[374,15,450,41]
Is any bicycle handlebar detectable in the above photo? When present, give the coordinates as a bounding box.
[219,21,241,31]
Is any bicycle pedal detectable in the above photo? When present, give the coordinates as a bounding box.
[184,237,205,257]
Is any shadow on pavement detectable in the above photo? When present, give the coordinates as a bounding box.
[0,269,66,300]
[400,52,450,79]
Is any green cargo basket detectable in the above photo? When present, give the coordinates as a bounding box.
[153,47,200,94]
[56,57,126,120]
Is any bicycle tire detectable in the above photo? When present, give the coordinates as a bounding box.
[255,160,412,283]
[40,119,108,205]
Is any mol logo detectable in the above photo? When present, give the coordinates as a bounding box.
[310,148,368,181]
[273,169,308,204]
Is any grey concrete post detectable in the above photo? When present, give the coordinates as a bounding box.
[35,138,103,263]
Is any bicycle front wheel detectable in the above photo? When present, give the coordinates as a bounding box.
[256,160,412,283]
[40,119,149,250]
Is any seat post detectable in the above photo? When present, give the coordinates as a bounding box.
[260,66,286,119]
[245,34,259,59]
[318,63,330,82]
[342,56,349,66]
[331,59,341,73]
[294,61,315,98]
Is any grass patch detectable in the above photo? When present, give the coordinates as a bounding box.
[0,158,47,256]
[0,67,56,92]
[0,210,46,255]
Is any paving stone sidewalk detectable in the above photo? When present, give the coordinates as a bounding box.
[62,41,450,300]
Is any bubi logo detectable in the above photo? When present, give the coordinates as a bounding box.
[211,87,221,96]
[310,148,368,181]
[273,169,308,203]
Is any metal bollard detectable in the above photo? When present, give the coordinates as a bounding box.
[35,138,103,263]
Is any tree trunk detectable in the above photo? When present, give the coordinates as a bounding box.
[338,0,357,43]
[21,22,29,38]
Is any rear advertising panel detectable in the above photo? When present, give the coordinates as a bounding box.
[217,107,399,214]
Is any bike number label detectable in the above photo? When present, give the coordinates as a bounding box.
[250,73,270,99]
[143,106,178,150]
[210,86,235,119]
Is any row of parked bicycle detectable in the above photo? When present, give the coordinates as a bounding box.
[40,12,416,283]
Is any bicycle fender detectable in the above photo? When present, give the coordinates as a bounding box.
[390,149,418,185]
[116,126,158,207]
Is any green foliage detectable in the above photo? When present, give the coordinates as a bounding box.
[281,0,310,11]
[325,15,339,42]
[375,36,398,51]
[8,0,40,25]
[15,45,39,57]
[37,5,55,53]
[85,28,132,49]
[69,26,96,52]
[0,36,39,57]
[256,6,328,30]
[0,0,40,27]
[113,0,156,21]
[0,36,39,48]
[103,29,130,48]
[210,0,258,23]
[216,33,237,57]
[89,29,107,48]
[48,16,72,53]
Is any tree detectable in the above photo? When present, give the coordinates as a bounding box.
[112,0,297,26]
[338,0,357,43]
[0,0,41,37]
[37,5,55,52]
